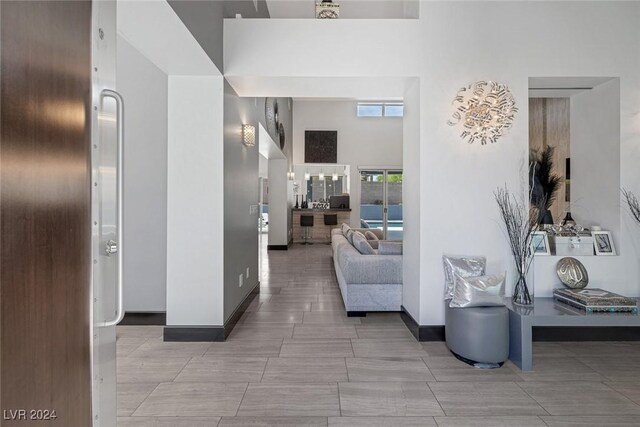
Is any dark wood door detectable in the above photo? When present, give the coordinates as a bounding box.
[1,1,93,426]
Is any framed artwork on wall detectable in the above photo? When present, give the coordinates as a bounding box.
[592,231,616,256]
[305,130,337,163]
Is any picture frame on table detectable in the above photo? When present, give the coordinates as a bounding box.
[592,231,616,256]
[531,231,551,256]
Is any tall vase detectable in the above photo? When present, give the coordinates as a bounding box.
[295,195,299,209]
[512,258,534,306]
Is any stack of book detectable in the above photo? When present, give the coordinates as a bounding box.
[553,288,638,314]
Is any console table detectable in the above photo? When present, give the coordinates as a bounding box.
[506,297,640,371]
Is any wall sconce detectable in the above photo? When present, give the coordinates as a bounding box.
[287,171,295,180]
[242,124,256,146]
[447,80,518,145]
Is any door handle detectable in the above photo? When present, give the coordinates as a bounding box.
[98,89,124,328]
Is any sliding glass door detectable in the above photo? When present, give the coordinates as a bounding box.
[359,170,403,240]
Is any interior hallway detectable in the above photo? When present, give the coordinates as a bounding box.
[116,240,640,426]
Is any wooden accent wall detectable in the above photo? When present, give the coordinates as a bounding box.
[1,2,93,425]
[529,98,570,224]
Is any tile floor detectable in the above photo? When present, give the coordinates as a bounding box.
[116,241,640,426]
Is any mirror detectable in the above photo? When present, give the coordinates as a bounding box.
[528,77,620,251]
[293,163,350,203]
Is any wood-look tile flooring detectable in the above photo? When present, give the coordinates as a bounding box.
[117,241,640,426]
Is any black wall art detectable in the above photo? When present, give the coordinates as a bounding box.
[305,130,337,163]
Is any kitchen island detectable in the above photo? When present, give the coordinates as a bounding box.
[292,208,351,244]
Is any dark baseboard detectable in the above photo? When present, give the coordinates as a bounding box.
[401,305,640,342]
[164,326,224,342]
[400,306,420,339]
[222,282,260,339]
[119,312,166,326]
[400,306,446,341]
[268,238,294,251]
[533,326,640,341]
[347,311,367,317]
[267,245,289,250]
[163,282,260,342]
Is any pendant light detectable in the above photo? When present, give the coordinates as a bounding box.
[332,167,338,181]
[319,168,325,180]
[304,169,310,180]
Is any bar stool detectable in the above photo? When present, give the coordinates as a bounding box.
[300,215,314,245]
[324,214,338,241]
[324,214,338,226]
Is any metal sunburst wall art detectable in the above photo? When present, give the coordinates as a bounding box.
[447,80,518,145]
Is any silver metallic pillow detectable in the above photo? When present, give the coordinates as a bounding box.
[442,255,486,300]
[449,272,506,308]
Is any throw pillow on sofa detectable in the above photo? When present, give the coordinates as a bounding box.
[345,229,355,245]
[352,231,376,255]
[364,230,379,241]
[442,255,486,300]
[341,223,351,236]
[449,272,506,308]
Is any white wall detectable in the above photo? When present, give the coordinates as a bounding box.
[259,154,268,179]
[418,1,640,325]
[571,79,621,242]
[266,0,419,19]
[223,1,640,326]
[293,100,403,226]
[268,158,290,246]
[224,19,420,78]
[117,36,168,312]
[402,78,421,318]
[166,76,224,326]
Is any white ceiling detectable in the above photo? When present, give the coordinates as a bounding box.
[528,77,615,98]
[118,1,220,76]
[265,0,418,19]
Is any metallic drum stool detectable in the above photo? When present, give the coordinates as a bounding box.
[444,302,509,366]
[300,215,314,245]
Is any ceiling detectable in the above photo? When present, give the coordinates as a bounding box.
[528,77,615,98]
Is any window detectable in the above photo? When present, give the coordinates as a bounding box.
[357,102,404,117]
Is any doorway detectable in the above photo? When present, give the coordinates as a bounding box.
[359,169,403,240]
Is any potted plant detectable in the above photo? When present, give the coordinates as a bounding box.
[529,146,562,225]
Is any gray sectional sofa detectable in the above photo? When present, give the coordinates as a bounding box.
[331,227,403,316]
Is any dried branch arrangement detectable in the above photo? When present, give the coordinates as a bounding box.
[494,186,544,305]
[622,189,640,226]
